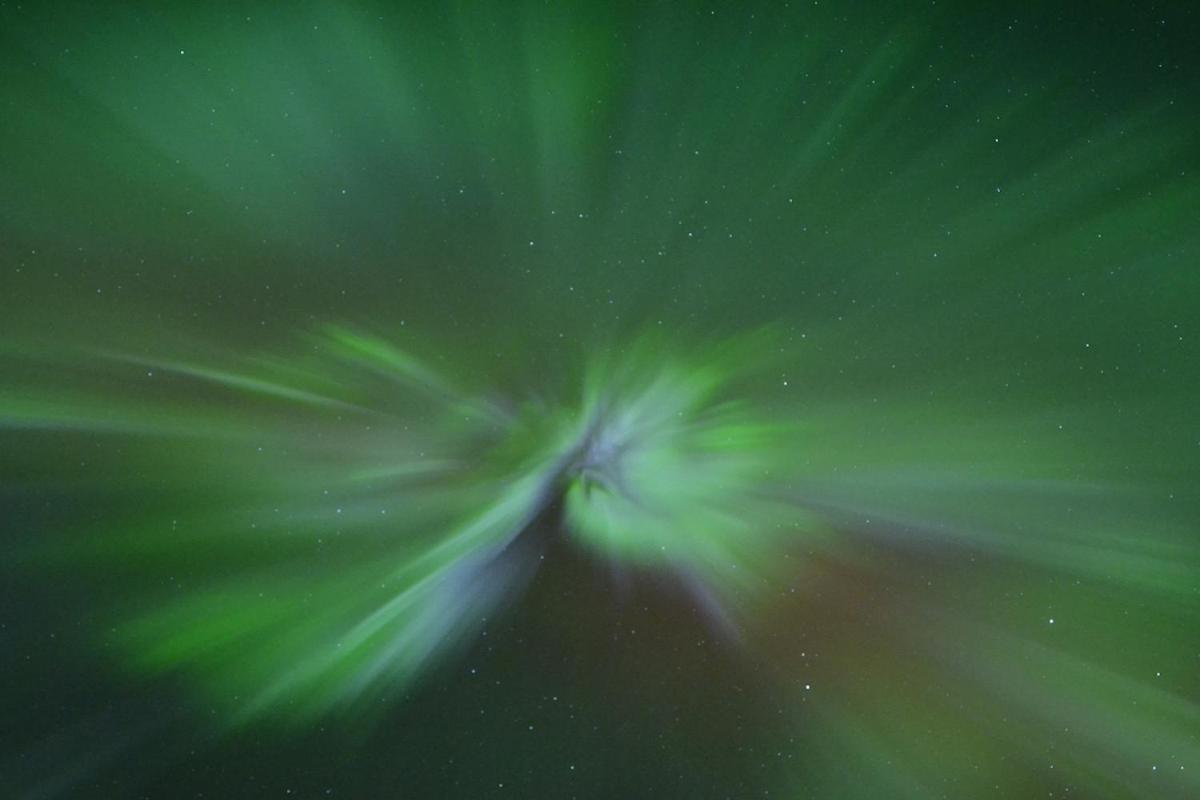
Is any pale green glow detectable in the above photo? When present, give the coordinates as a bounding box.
[18,327,817,723]
[3,323,1198,797]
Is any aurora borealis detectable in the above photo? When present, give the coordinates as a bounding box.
[2,2,1199,798]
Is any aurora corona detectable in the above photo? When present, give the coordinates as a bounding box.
[69,326,809,723]
[2,2,1197,796]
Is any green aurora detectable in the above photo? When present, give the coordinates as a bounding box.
[1,2,1198,798]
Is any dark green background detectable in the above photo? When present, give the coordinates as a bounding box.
[2,1,1198,798]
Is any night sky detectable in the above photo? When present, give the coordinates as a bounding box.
[2,2,1199,798]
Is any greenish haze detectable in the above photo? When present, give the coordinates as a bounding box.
[1,2,1197,798]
